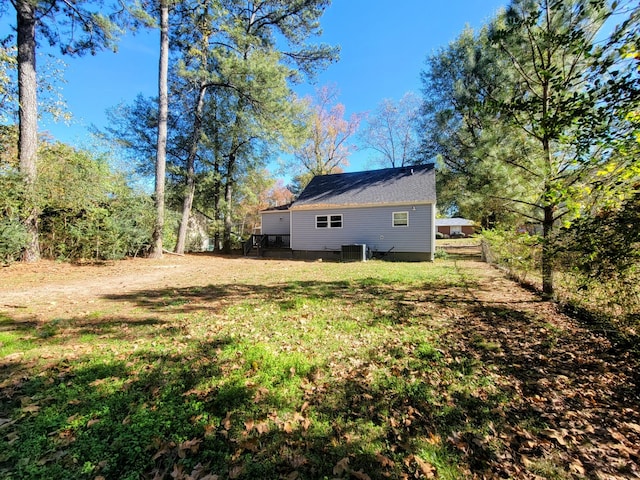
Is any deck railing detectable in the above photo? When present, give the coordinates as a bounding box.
[243,234,290,256]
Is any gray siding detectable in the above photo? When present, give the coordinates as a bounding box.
[291,204,435,254]
[261,211,290,235]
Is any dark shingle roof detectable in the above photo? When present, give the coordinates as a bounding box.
[261,203,293,212]
[291,164,436,209]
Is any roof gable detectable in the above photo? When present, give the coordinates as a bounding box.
[291,164,436,209]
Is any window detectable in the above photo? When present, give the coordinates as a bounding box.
[393,211,409,227]
[316,214,343,228]
[316,215,328,228]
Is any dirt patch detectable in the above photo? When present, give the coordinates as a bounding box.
[0,254,287,320]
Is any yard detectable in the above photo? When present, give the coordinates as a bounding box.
[1,255,639,479]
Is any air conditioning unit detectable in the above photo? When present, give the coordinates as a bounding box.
[341,244,367,262]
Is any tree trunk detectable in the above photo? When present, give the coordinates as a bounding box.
[541,122,554,298]
[150,0,169,259]
[175,84,207,254]
[541,203,554,298]
[213,162,221,252]
[16,1,40,262]
[223,155,235,254]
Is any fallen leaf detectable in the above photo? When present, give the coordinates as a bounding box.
[375,453,395,468]
[256,421,270,435]
[228,465,244,479]
[178,438,201,458]
[239,438,259,452]
[412,455,435,478]
[352,470,371,480]
[426,433,441,445]
[244,418,254,432]
[37,449,68,466]
[171,463,183,478]
[6,431,19,444]
[222,412,232,431]
[334,457,350,475]
[0,418,15,429]
[608,428,627,444]
[624,422,640,434]
[301,417,311,431]
[290,455,307,469]
[569,460,585,476]
[540,428,568,446]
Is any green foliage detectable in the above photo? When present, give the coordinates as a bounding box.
[35,142,154,260]
[0,138,155,261]
[554,190,640,325]
[0,163,29,263]
[481,229,541,283]
[0,40,18,123]
[101,0,337,254]
[420,0,639,295]
[0,218,29,264]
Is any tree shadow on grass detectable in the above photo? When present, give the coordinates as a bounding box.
[1,299,516,480]
[9,265,638,479]
[100,279,440,324]
[2,335,243,479]
[454,301,640,478]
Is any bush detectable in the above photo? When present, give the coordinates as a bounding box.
[0,166,29,263]
[0,219,29,264]
[35,143,157,261]
[554,192,640,330]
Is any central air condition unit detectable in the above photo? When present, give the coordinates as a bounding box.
[341,244,367,262]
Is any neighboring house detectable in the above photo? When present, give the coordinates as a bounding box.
[258,164,437,261]
[435,218,476,237]
[185,210,212,252]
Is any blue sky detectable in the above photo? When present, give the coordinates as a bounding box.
[4,0,507,173]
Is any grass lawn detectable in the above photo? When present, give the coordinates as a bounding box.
[0,256,638,479]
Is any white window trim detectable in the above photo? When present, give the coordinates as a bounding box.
[316,214,343,229]
[393,211,409,227]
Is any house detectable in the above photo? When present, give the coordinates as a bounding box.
[258,203,292,249]
[435,217,476,237]
[256,164,437,261]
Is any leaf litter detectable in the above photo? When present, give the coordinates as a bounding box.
[0,255,638,479]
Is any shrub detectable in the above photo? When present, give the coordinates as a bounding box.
[0,167,29,263]
[554,192,640,330]
[36,143,157,261]
[0,218,29,264]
